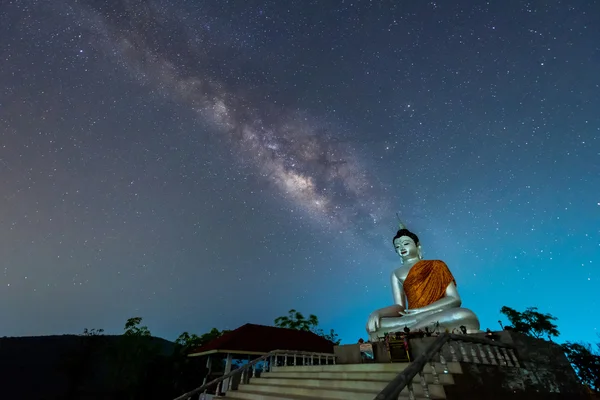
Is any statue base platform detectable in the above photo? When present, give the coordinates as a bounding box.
[334,339,410,364]
[334,331,586,398]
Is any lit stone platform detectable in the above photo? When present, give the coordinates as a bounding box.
[197,331,587,400]
[217,361,460,400]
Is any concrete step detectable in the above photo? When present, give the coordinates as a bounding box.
[271,363,410,372]
[262,371,454,385]
[216,391,339,400]
[237,381,446,400]
[248,376,447,397]
[219,392,431,400]
[271,361,462,375]
[251,377,387,391]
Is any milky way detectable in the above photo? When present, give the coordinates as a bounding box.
[71,0,390,235]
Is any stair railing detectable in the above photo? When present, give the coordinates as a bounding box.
[172,349,336,400]
[374,333,520,400]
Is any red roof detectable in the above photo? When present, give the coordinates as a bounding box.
[189,324,335,355]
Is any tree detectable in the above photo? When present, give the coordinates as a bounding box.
[110,317,159,399]
[199,327,230,345]
[81,328,105,336]
[562,341,600,392]
[499,306,560,339]
[499,307,599,392]
[63,328,107,400]
[175,332,203,351]
[274,309,319,331]
[124,317,151,337]
[170,327,234,396]
[314,328,341,345]
[175,328,230,353]
[274,309,342,345]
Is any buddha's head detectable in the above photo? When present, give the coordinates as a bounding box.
[392,228,422,261]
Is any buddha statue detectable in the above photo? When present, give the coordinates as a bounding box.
[366,221,480,341]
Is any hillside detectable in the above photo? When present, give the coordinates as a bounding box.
[0,334,181,400]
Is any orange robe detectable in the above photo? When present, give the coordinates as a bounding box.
[404,260,456,309]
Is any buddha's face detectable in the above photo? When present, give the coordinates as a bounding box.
[394,236,420,259]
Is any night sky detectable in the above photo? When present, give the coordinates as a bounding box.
[1,0,599,347]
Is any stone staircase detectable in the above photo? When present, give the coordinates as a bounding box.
[178,332,585,400]
[217,361,462,400]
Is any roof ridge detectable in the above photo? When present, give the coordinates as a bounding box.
[188,324,335,356]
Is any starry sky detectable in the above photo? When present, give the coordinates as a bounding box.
[1,0,599,347]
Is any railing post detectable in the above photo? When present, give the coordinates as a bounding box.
[407,381,416,400]
[448,341,458,362]
[222,353,233,393]
[470,345,480,363]
[458,341,469,362]
[477,344,489,364]
[486,345,497,365]
[508,349,520,368]
[419,370,430,399]
[495,347,506,366]
[500,348,514,367]
[435,351,445,377]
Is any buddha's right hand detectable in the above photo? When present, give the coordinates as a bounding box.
[366,311,381,332]
[367,307,407,332]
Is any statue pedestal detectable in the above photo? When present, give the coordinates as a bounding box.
[333,344,361,364]
[333,331,585,398]
[333,342,393,364]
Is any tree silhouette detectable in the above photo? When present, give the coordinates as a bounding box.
[111,317,159,399]
[274,309,341,345]
[63,328,107,400]
[562,341,600,392]
[313,328,342,345]
[175,331,203,350]
[175,328,230,353]
[499,307,600,391]
[500,306,559,339]
[274,309,319,331]
[171,329,229,396]
[124,317,151,337]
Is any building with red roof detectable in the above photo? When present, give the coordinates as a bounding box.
[188,323,335,357]
[187,323,336,394]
